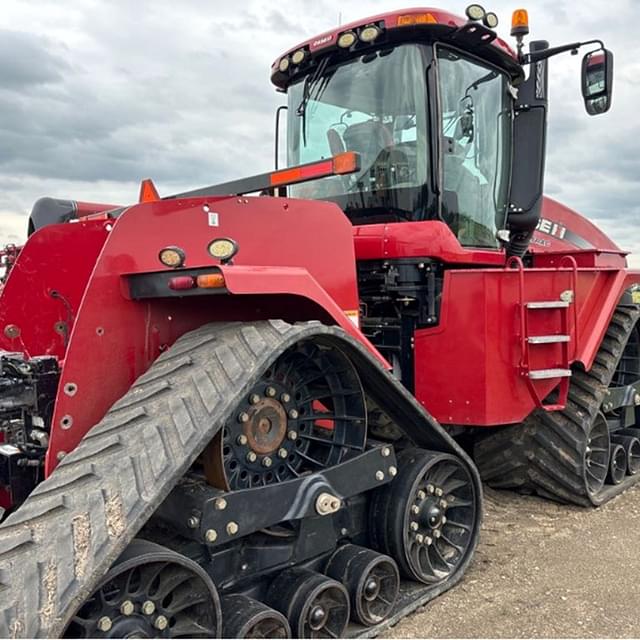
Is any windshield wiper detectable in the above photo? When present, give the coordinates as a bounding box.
[296,56,331,145]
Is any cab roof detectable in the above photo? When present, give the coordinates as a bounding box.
[271,7,523,90]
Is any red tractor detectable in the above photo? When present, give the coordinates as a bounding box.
[0,4,630,638]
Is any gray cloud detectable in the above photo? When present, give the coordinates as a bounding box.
[0,0,638,265]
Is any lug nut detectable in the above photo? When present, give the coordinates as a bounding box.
[237,434,248,446]
[381,446,391,457]
[238,412,249,423]
[262,456,273,468]
[427,485,435,494]
[417,490,426,500]
[411,505,420,515]
[249,394,260,405]
[433,529,441,539]
[416,533,424,544]
[389,466,397,477]
[440,500,448,509]
[442,516,447,525]
[142,600,156,615]
[187,514,199,529]
[97,616,112,632]
[375,470,385,481]
[226,521,239,536]
[205,529,218,543]
[266,386,277,397]
[278,448,288,459]
[120,600,135,616]
[288,409,299,419]
[288,430,298,440]
[154,615,169,631]
[425,536,433,546]
[246,451,257,463]
[435,487,444,497]
[281,392,291,403]
[410,521,419,532]
[214,497,227,511]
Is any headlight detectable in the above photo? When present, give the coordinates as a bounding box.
[291,49,306,65]
[207,238,239,264]
[278,57,290,73]
[337,31,357,48]
[359,25,381,43]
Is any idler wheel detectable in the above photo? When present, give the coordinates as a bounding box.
[369,448,477,585]
[63,539,221,638]
[584,413,611,496]
[611,434,640,475]
[266,568,349,639]
[607,443,627,485]
[221,595,290,638]
[324,544,399,626]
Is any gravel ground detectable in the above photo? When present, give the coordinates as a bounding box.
[389,484,640,638]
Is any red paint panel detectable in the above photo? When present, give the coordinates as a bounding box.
[414,266,639,426]
[0,221,108,358]
[353,221,506,266]
[45,196,374,474]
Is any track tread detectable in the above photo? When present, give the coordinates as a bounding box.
[0,320,325,637]
[475,305,640,506]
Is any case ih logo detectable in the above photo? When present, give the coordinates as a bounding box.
[312,35,333,47]
[536,218,567,240]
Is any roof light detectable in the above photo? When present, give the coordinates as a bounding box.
[196,273,226,289]
[484,12,499,29]
[168,276,195,291]
[359,25,381,43]
[465,4,486,21]
[511,9,529,36]
[159,246,185,268]
[337,31,357,48]
[397,13,437,26]
[278,57,290,73]
[208,238,239,264]
[291,49,306,65]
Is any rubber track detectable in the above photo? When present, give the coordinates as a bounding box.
[475,305,640,507]
[0,320,338,638]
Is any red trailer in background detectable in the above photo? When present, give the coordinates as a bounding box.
[0,5,632,639]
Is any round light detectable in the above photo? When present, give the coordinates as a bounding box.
[337,31,357,48]
[291,49,306,65]
[484,12,499,29]
[207,238,239,263]
[359,25,381,43]
[465,4,486,21]
[159,246,185,268]
[278,57,290,73]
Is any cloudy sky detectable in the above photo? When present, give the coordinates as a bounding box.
[0,1,638,262]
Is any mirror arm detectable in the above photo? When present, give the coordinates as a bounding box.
[523,39,604,64]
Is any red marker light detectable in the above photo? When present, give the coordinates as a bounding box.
[168,276,195,291]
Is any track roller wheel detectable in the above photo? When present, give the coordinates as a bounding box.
[221,595,290,639]
[607,443,627,485]
[266,568,350,639]
[205,341,367,490]
[611,434,640,475]
[324,544,399,626]
[584,413,611,496]
[63,539,221,638]
[369,448,477,585]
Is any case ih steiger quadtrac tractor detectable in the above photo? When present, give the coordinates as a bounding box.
[0,4,631,638]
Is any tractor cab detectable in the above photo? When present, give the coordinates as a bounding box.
[272,6,614,258]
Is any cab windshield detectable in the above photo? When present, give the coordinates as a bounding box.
[287,44,430,224]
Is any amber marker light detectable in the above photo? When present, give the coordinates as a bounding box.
[196,273,226,289]
[397,13,437,26]
[159,246,186,268]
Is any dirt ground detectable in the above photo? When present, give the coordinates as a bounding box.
[389,484,640,638]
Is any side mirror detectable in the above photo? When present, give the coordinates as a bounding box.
[582,48,614,115]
